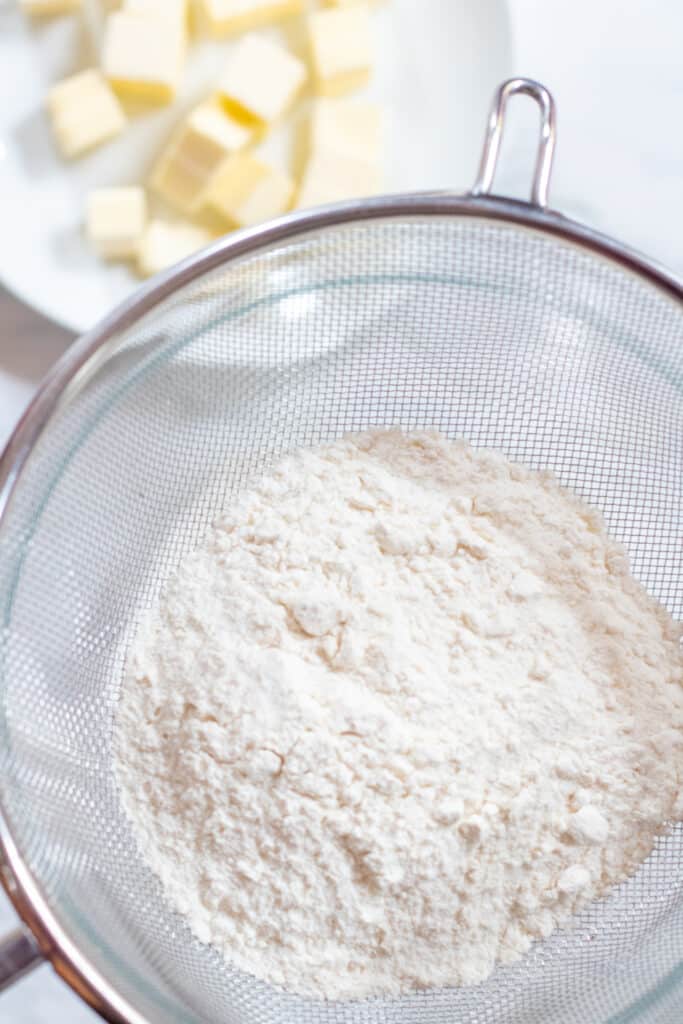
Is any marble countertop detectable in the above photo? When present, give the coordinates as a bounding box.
[0,1,681,1020]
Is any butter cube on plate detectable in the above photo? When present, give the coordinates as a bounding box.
[86,186,147,259]
[122,0,188,30]
[47,69,126,159]
[230,167,294,227]
[218,34,307,127]
[151,101,252,213]
[137,220,212,277]
[308,5,373,97]
[310,99,382,164]
[297,150,381,209]
[201,0,303,37]
[207,154,294,228]
[102,11,185,103]
[21,0,81,13]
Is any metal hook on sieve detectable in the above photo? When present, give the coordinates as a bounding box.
[471,77,557,209]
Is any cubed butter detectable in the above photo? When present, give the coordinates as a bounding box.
[308,5,373,97]
[218,34,307,128]
[207,154,294,227]
[102,11,185,103]
[297,150,381,208]
[21,0,81,14]
[201,0,302,37]
[309,99,382,164]
[137,220,212,277]
[122,0,188,30]
[47,69,126,159]
[86,186,147,259]
[151,101,252,213]
[230,168,294,227]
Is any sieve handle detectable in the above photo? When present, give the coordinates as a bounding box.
[0,924,43,991]
[472,77,557,208]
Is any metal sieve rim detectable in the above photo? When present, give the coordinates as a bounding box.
[0,79,681,1024]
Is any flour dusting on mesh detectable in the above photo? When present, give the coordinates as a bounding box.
[116,430,683,999]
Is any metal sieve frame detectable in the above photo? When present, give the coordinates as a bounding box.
[0,79,681,1024]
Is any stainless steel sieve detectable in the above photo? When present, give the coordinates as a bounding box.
[0,78,681,1024]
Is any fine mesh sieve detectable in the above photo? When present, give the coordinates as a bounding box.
[0,79,682,1024]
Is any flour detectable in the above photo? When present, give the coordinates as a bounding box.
[115,430,683,999]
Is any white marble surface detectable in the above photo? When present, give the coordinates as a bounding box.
[0,1,681,1020]
[503,0,683,275]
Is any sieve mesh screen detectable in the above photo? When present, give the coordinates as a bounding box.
[0,215,681,1024]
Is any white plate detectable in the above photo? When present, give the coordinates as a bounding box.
[0,0,512,335]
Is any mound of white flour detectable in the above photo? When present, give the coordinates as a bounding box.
[116,430,683,999]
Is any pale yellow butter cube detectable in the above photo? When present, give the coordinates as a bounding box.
[122,0,188,31]
[86,186,147,259]
[201,0,302,37]
[308,5,373,97]
[297,150,381,209]
[310,99,382,164]
[207,154,293,227]
[21,0,81,14]
[151,101,252,213]
[47,69,126,159]
[218,34,307,128]
[231,168,294,227]
[102,11,185,103]
[137,220,212,277]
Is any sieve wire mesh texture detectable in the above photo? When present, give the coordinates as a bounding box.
[0,214,682,1024]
